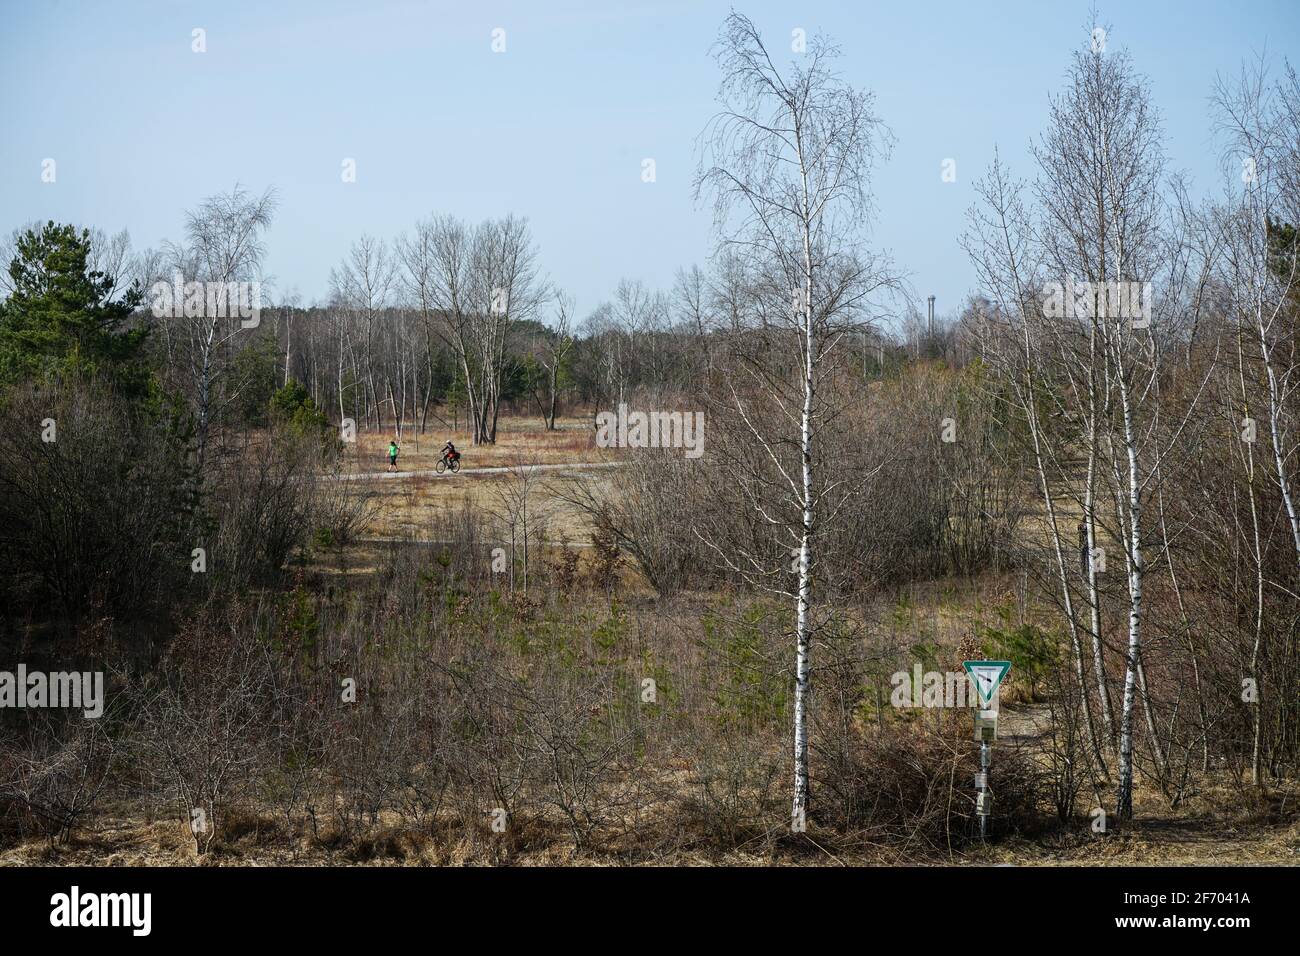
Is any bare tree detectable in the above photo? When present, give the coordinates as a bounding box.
[674,264,716,376]
[967,27,1223,817]
[330,235,397,431]
[695,12,896,826]
[475,215,545,442]
[1211,57,1300,784]
[537,291,575,430]
[487,457,554,592]
[399,215,543,444]
[164,185,277,467]
[1213,58,1300,566]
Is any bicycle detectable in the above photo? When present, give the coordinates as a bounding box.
[435,451,461,474]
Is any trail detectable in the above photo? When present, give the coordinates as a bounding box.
[356,536,597,548]
[332,460,624,482]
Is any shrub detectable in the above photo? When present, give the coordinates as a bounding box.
[269,379,334,450]
[0,378,194,625]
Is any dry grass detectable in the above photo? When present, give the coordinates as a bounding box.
[327,414,623,557]
[4,567,1295,867]
[5,777,1294,866]
[359,478,603,543]
[343,414,621,474]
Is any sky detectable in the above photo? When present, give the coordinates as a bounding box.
[2,0,1299,325]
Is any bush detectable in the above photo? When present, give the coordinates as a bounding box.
[978,608,1059,701]
[0,378,194,625]
[0,716,115,848]
[269,379,334,450]
[207,424,371,587]
[813,718,1050,850]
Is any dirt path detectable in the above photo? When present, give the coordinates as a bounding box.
[333,461,625,482]
[355,536,597,548]
[999,701,1055,744]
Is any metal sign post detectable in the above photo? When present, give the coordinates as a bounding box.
[977,738,992,839]
[964,660,1011,841]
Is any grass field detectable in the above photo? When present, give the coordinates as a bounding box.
[342,415,619,474]
[337,416,622,544]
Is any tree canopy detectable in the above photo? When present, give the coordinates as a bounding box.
[0,220,149,395]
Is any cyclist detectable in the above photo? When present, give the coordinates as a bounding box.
[441,440,459,467]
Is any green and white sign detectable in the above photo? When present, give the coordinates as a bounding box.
[963,660,1011,708]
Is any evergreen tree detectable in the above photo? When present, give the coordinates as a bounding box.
[0,221,149,394]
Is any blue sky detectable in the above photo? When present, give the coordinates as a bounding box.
[2,0,1298,323]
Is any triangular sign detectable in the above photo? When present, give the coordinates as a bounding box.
[963,660,1011,707]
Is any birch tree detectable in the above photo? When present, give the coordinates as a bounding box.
[967,28,1225,816]
[964,152,1110,782]
[400,215,542,444]
[1211,58,1300,784]
[1042,35,1168,820]
[536,291,575,430]
[166,185,277,467]
[1212,59,1300,567]
[695,12,896,826]
[330,235,397,430]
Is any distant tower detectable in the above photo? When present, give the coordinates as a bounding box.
[927,295,935,338]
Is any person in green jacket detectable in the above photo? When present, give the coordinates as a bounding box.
[387,439,399,472]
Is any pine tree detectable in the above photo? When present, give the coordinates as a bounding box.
[0,221,148,394]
